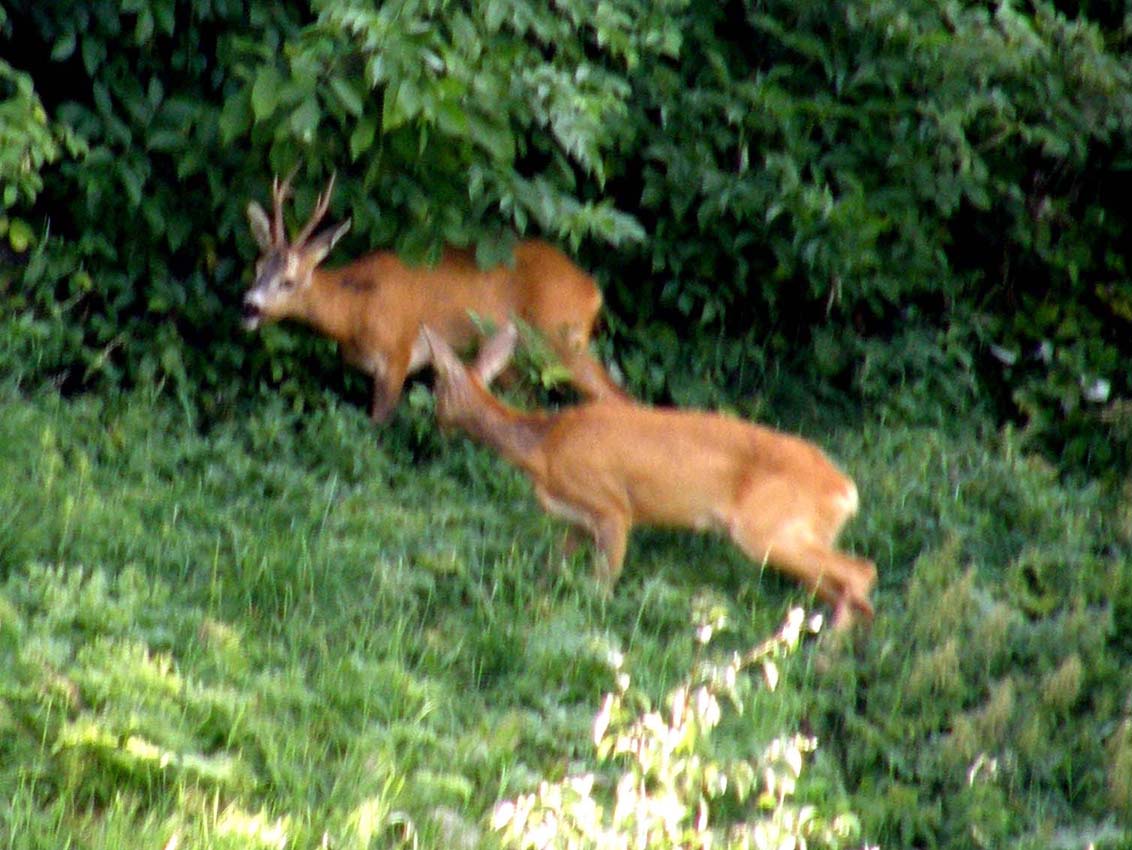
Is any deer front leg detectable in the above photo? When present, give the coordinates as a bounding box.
[370,378,396,423]
[536,487,629,590]
[559,347,630,403]
[592,512,630,590]
[368,350,411,424]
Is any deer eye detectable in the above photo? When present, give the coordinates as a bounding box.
[278,277,295,291]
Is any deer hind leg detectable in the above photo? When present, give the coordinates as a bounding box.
[809,548,876,627]
[560,526,587,558]
[534,317,627,403]
[557,516,629,592]
[727,511,876,630]
[558,347,630,402]
[370,379,393,423]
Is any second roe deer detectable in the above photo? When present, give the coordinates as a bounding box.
[423,323,877,629]
[243,171,626,422]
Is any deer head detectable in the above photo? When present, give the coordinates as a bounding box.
[242,171,352,330]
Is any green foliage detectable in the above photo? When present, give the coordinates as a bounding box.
[819,421,1132,848]
[0,50,87,343]
[0,384,794,847]
[0,59,84,218]
[272,0,676,252]
[819,551,1131,848]
[0,564,255,805]
[0,0,309,409]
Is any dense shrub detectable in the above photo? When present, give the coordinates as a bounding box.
[2,0,1131,469]
[0,49,86,359]
[1,0,303,412]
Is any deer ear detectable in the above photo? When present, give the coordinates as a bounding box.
[474,323,518,386]
[307,219,352,265]
[247,202,274,251]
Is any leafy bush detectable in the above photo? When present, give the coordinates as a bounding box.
[818,548,1131,848]
[4,0,1132,468]
[0,48,87,378]
[0,57,83,220]
[1,0,299,404]
[249,0,676,255]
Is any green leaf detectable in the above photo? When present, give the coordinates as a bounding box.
[176,148,204,179]
[134,9,154,45]
[81,35,107,75]
[118,163,144,209]
[381,82,402,130]
[166,215,191,252]
[219,92,250,144]
[51,31,77,61]
[382,80,422,132]
[8,218,33,253]
[92,82,113,120]
[289,97,321,143]
[329,77,365,117]
[435,100,469,138]
[251,67,284,122]
[483,0,506,32]
[467,113,514,162]
[154,0,175,35]
[160,97,197,126]
[349,115,378,160]
[146,130,184,153]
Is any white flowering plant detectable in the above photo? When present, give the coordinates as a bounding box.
[493,605,870,850]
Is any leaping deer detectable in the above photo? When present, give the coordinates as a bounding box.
[423,323,877,630]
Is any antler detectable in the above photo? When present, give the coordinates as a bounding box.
[270,166,299,246]
[293,172,337,248]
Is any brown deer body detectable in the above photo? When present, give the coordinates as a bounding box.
[424,324,877,629]
[243,173,624,422]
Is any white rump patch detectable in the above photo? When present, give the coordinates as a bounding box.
[835,481,859,518]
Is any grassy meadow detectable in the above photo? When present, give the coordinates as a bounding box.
[0,378,1129,849]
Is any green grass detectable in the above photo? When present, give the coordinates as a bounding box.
[0,382,1129,849]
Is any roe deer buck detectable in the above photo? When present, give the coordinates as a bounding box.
[423,324,877,629]
[243,171,626,422]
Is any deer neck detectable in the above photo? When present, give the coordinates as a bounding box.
[447,383,555,476]
[298,266,372,345]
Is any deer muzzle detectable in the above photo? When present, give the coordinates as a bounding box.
[240,297,264,330]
